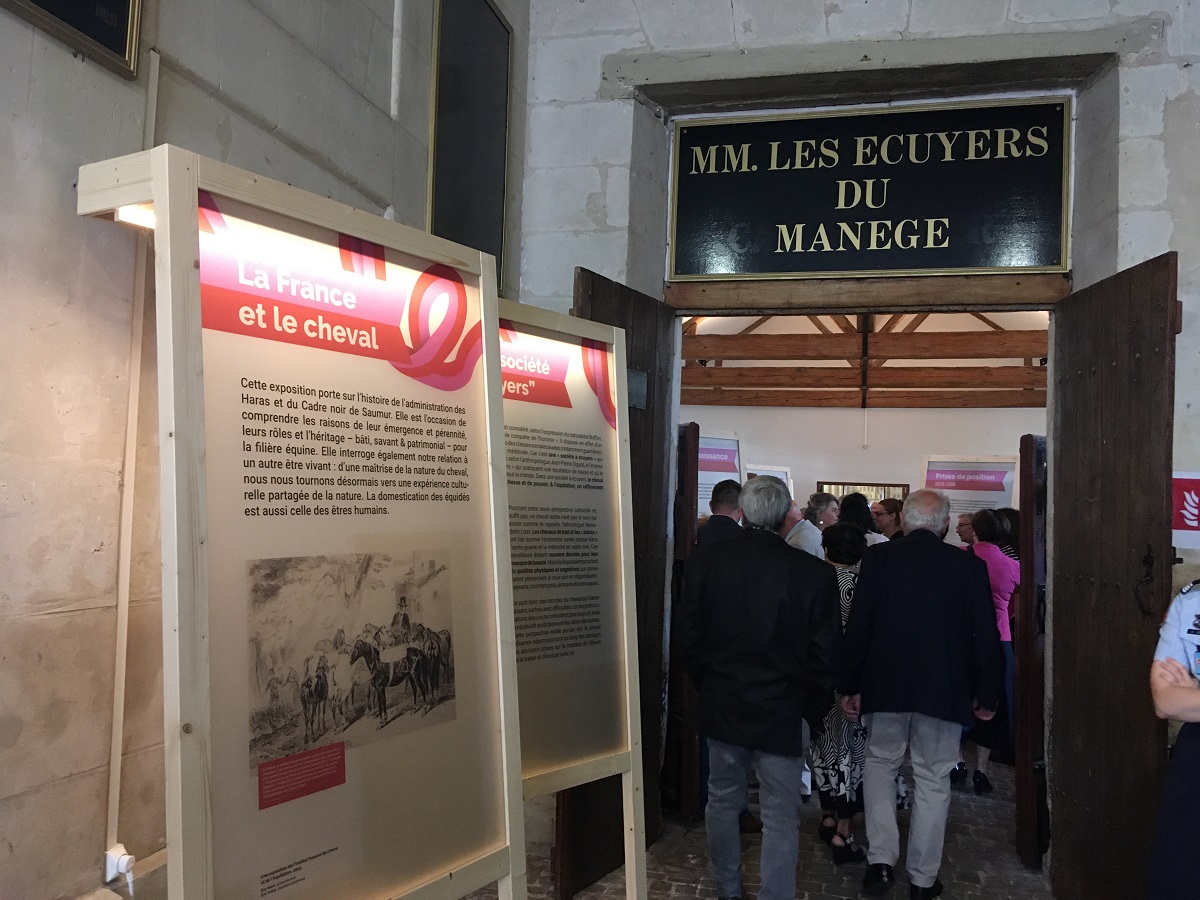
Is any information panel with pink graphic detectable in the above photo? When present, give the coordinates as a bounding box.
[498,311,629,778]
[196,191,511,898]
[697,436,743,516]
[923,455,1017,543]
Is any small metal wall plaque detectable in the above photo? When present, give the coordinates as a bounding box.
[627,369,648,409]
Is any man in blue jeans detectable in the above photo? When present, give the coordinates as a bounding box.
[681,476,839,900]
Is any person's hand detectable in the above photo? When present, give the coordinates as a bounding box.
[839,694,861,722]
[1151,658,1194,687]
[973,702,996,721]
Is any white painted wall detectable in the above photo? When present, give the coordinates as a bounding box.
[0,1,531,896]
[683,405,1046,504]
[519,1,1200,580]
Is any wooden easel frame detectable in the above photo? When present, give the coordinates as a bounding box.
[497,300,648,899]
[76,145,527,900]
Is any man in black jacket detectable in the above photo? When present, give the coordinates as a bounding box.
[682,475,839,900]
[838,489,1004,899]
[695,479,743,547]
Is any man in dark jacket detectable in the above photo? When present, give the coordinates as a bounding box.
[838,489,1004,900]
[695,479,743,547]
[682,475,839,900]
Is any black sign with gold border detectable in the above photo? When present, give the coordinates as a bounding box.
[669,97,1071,281]
[0,0,140,78]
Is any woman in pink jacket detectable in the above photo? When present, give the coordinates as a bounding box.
[967,508,1020,794]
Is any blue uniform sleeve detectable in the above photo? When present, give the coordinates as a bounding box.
[1154,591,1192,668]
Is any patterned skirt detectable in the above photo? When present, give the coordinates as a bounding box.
[811,703,867,816]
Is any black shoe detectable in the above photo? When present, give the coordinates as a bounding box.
[863,863,895,896]
[973,769,993,795]
[818,816,837,845]
[830,834,866,865]
[910,879,944,899]
[950,762,969,785]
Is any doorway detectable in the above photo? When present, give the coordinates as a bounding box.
[663,254,1178,898]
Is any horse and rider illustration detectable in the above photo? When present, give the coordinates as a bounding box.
[248,550,456,768]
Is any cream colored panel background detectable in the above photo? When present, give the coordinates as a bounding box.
[199,201,506,899]
[502,321,629,776]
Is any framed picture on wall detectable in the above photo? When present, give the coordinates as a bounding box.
[746,463,793,494]
[0,0,141,78]
[817,481,909,502]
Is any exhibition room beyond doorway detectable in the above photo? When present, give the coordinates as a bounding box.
[560,256,1179,900]
[675,257,1178,900]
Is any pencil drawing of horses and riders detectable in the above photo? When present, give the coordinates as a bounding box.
[248,549,456,767]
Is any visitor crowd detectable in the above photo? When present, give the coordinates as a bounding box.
[681,477,1047,900]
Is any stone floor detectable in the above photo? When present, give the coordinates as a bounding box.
[470,750,1051,900]
[98,754,1048,900]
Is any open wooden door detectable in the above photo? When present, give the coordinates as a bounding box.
[663,423,701,819]
[553,268,675,897]
[1049,252,1180,899]
[1015,434,1049,868]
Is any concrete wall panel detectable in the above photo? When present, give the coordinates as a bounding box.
[0,767,108,900]
[825,0,910,40]
[530,0,642,39]
[1010,0,1113,23]
[0,459,122,616]
[117,743,166,861]
[729,0,826,46]
[0,608,116,799]
[637,0,736,51]
[530,33,643,104]
[121,601,165,756]
[909,0,1009,35]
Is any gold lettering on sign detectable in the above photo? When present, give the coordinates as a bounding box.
[836,179,890,210]
[810,224,833,252]
[894,219,920,250]
[690,146,717,174]
[837,222,863,251]
[774,218,952,252]
[926,218,950,248]
[935,131,963,161]
[880,134,905,165]
[795,139,817,169]
[908,134,933,164]
[775,224,803,253]
[820,138,840,167]
[854,135,880,167]
[768,142,791,171]
[1026,125,1049,157]
[966,130,991,160]
[994,128,1022,159]
[723,143,752,172]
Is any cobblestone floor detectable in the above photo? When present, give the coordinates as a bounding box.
[471,749,1052,900]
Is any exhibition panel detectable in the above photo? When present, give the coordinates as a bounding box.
[77,146,527,900]
[497,300,647,898]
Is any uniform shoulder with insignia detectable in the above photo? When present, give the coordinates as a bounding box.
[1181,579,1200,594]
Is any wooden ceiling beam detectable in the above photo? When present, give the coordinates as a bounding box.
[682,366,863,389]
[738,315,773,335]
[877,314,903,334]
[868,389,1047,408]
[664,272,1072,314]
[831,314,858,333]
[971,311,1006,330]
[683,329,1047,361]
[681,365,1047,390]
[681,388,862,407]
[680,387,1047,409]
